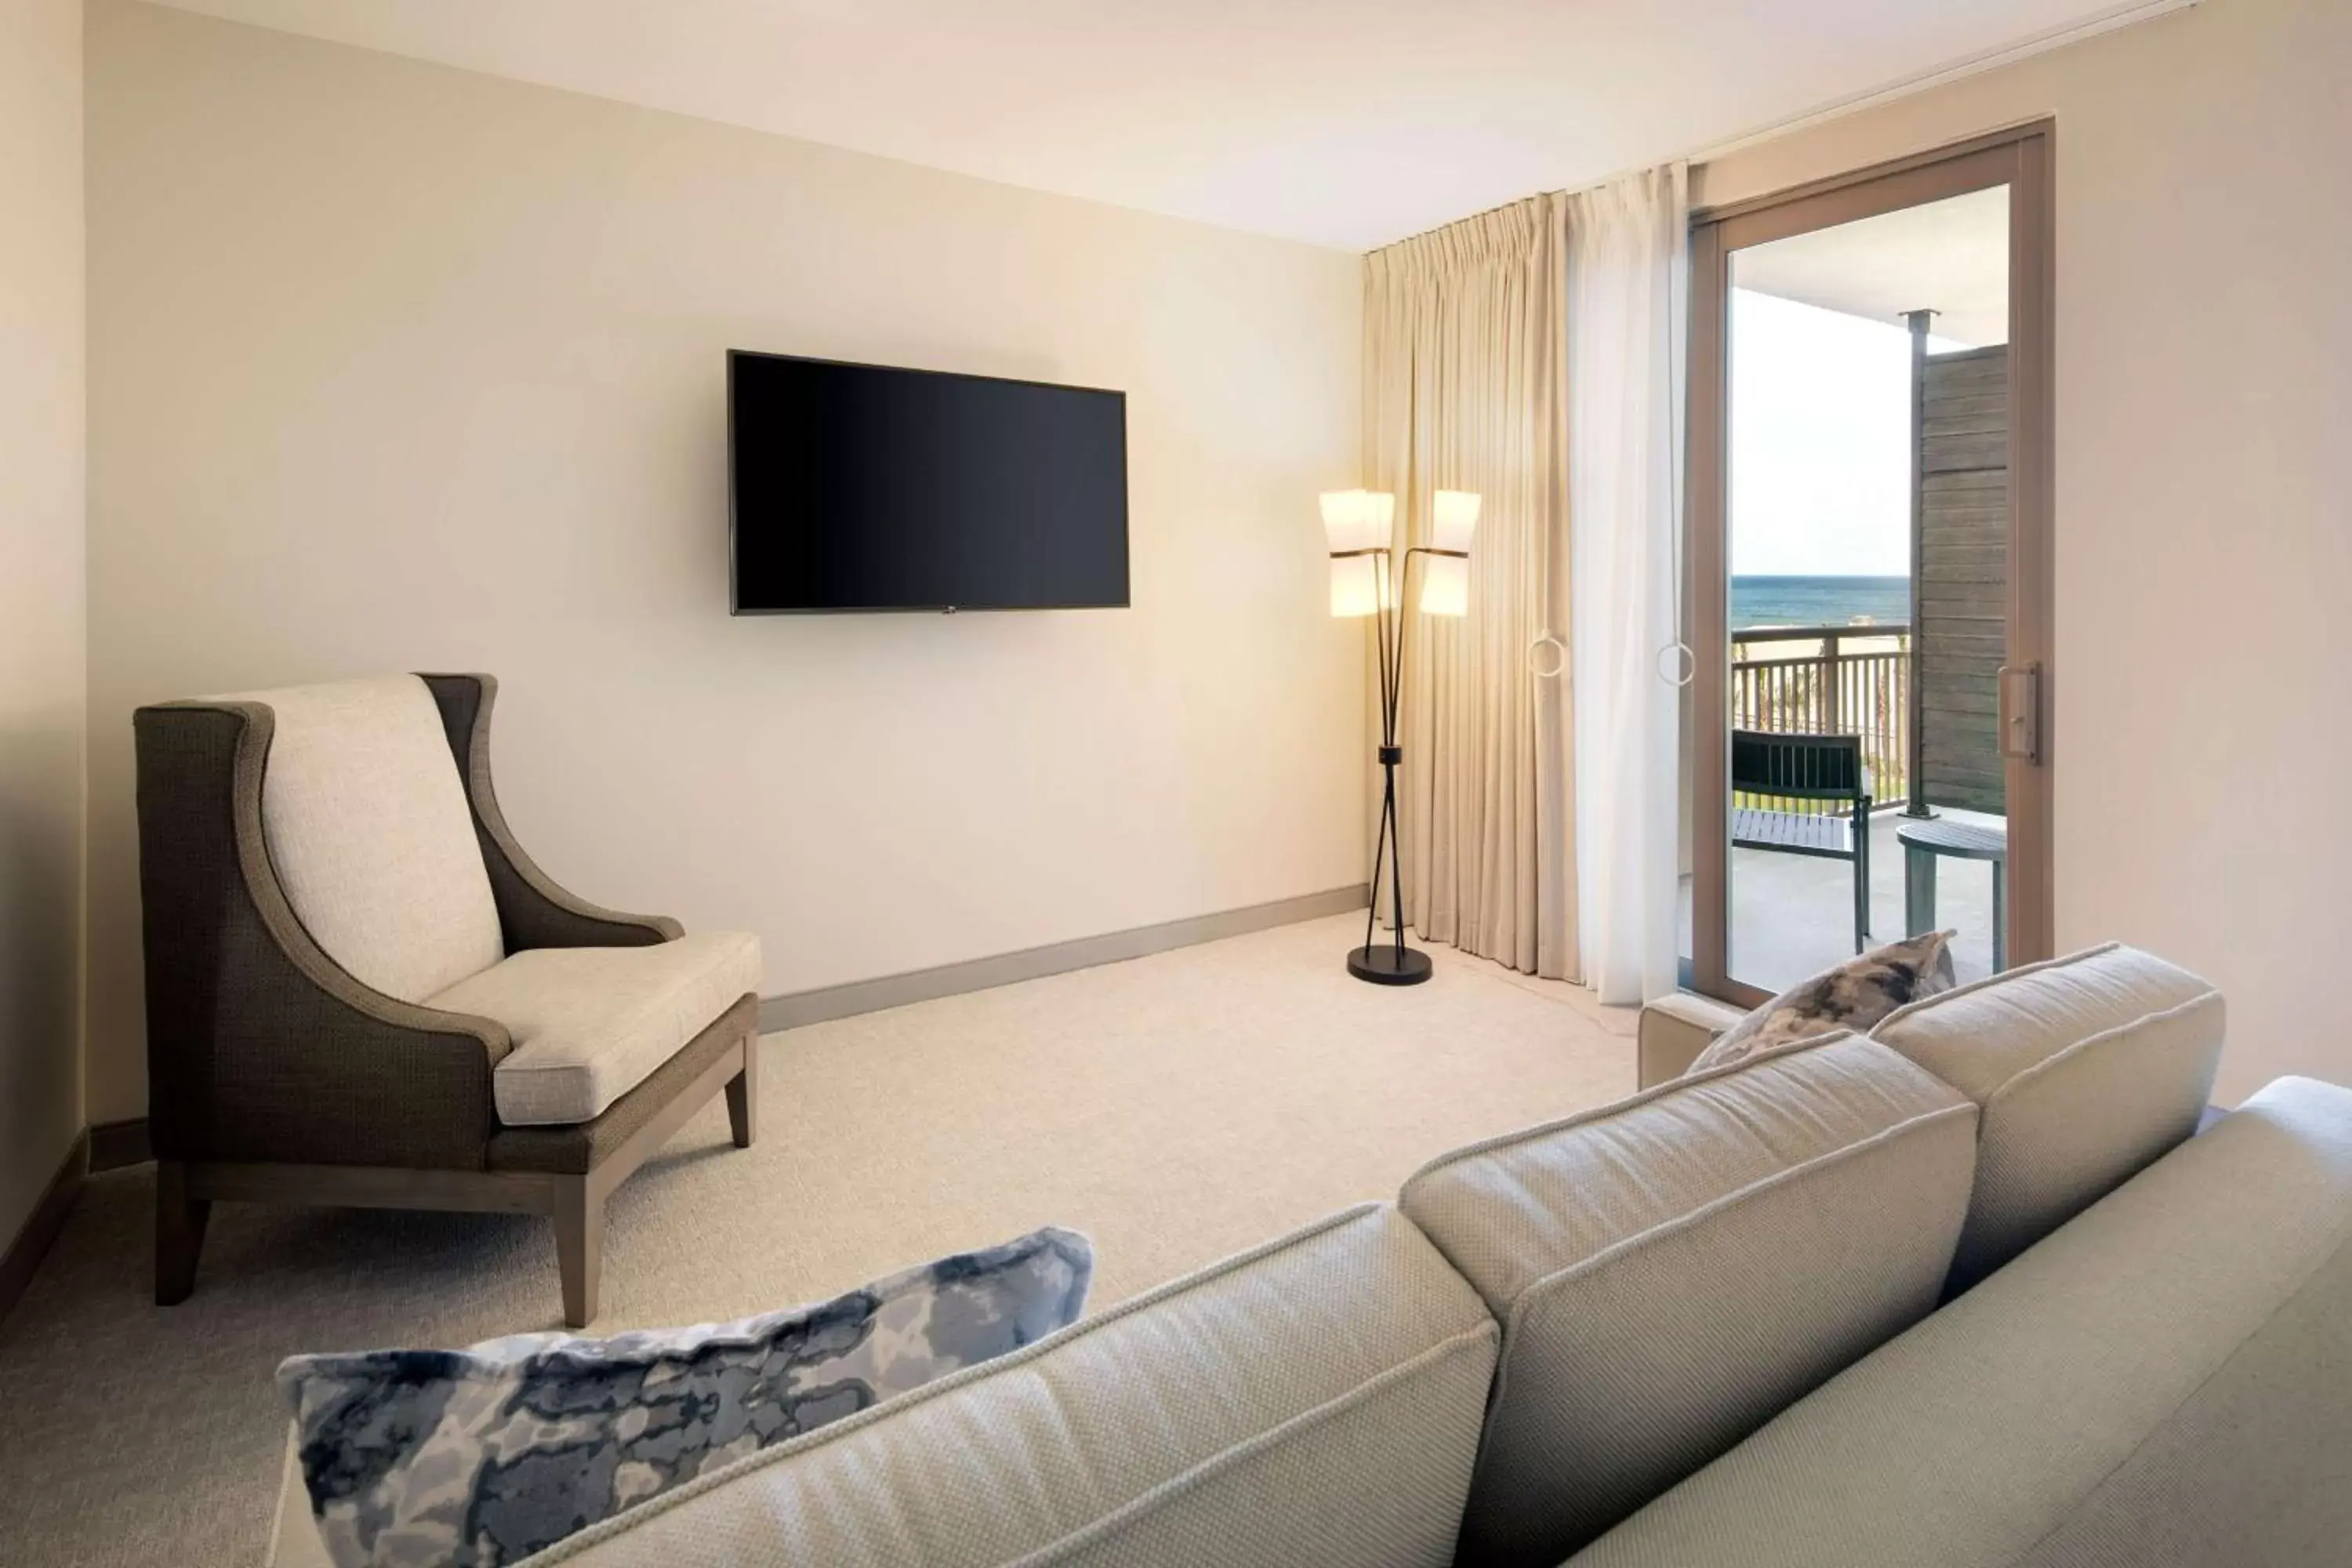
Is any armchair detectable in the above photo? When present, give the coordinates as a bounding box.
[133,673,760,1327]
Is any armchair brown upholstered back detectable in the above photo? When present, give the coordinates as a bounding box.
[416,675,681,953]
[133,688,511,1170]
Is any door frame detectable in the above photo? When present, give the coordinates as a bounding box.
[1686,122,2056,1007]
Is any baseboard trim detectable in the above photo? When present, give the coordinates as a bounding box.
[0,1130,89,1327]
[73,890,1374,1179]
[760,884,1372,1033]
[90,1117,154,1174]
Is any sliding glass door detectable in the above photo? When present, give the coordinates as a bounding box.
[1684,128,2053,1006]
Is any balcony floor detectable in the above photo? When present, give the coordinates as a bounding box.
[1686,807,2006,996]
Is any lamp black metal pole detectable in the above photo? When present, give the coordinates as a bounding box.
[1347,546,1460,986]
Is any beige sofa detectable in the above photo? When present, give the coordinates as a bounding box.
[272,944,2352,1567]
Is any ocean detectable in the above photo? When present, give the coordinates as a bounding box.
[1730,575,1910,631]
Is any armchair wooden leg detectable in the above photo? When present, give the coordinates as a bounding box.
[725,1035,757,1150]
[553,1176,604,1330]
[155,1160,211,1306]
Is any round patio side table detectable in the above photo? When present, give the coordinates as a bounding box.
[1896,818,2008,971]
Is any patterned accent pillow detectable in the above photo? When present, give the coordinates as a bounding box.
[278,1226,1093,1568]
[1686,931,1958,1074]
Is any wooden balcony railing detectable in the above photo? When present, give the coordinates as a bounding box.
[1730,623,1911,812]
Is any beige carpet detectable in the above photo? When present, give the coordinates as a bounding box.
[0,913,1635,1566]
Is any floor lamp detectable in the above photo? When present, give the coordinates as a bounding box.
[1323,488,1479,985]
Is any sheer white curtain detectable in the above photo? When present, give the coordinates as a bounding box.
[1363,194,1580,980]
[1567,165,1689,1004]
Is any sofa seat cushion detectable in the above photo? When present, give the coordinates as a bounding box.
[1566,1077,2352,1568]
[430,932,762,1127]
[515,1205,1499,1568]
[1400,1033,1978,1568]
[222,674,505,1004]
[1868,942,2223,1294]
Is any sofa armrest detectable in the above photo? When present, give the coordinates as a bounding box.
[420,674,682,951]
[269,1422,331,1568]
[136,702,514,1169]
[1637,992,1751,1088]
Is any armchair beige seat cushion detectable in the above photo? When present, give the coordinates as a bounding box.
[430,931,763,1127]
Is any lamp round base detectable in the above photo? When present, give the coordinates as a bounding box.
[1347,945,1434,985]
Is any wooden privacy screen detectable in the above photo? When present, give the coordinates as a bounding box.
[1915,343,2009,815]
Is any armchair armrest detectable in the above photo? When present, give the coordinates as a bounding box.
[135,702,515,1169]
[420,674,682,950]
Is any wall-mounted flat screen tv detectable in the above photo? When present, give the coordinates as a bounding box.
[729,351,1129,613]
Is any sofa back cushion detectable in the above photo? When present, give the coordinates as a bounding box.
[227,675,503,1003]
[1399,1033,1977,1568]
[521,1204,1499,1568]
[1565,1076,2352,1568]
[1868,942,2223,1294]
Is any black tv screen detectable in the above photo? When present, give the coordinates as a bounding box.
[729,351,1129,613]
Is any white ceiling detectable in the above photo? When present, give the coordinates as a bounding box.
[1734,185,2011,347]
[154,0,2170,250]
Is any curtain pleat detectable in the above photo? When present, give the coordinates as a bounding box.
[1363,195,1577,980]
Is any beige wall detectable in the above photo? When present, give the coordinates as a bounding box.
[84,0,1364,1121]
[1699,0,2351,1102]
[0,0,89,1239]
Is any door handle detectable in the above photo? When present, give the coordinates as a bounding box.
[1997,662,2042,764]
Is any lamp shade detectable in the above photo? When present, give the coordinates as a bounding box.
[1320,488,1396,554]
[1431,490,1481,553]
[1323,489,1396,619]
[1329,556,1385,618]
[1420,490,1479,615]
[1418,556,1468,616]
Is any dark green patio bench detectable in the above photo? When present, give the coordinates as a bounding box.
[1731,728,1873,955]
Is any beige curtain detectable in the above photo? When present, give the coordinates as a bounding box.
[1364,194,1578,980]
[1567,166,1688,1003]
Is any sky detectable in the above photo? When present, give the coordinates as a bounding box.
[1728,288,1965,578]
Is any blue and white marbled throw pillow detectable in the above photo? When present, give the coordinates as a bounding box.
[278,1226,1092,1568]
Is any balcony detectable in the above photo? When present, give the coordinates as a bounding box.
[1727,806,2005,993]
[1716,621,2005,993]
[1732,621,1912,805]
